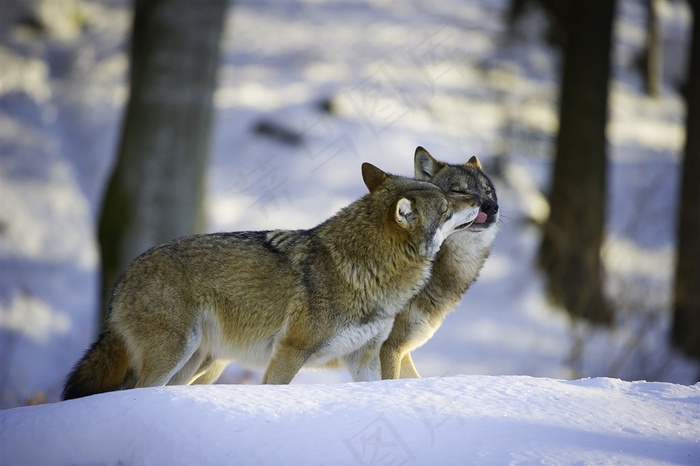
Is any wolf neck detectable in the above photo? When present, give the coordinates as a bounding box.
[318,195,426,290]
[419,228,497,318]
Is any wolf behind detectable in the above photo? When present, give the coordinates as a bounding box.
[63,163,481,400]
[380,147,500,379]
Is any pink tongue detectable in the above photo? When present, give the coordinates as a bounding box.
[475,211,488,224]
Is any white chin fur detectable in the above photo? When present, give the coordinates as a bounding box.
[448,220,499,248]
[429,229,447,256]
[429,207,480,256]
[452,207,480,231]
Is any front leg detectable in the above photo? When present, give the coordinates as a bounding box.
[399,352,420,378]
[344,339,384,382]
[380,342,403,380]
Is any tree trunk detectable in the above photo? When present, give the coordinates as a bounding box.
[98,0,227,324]
[645,0,663,97]
[538,0,615,324]
[671,1,700,359]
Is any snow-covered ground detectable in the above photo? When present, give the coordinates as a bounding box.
[1,0,698,414]
[1,376,698,465]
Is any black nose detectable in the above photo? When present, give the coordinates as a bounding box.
[481,200,499,216]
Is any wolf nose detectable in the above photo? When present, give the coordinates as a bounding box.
[481,200,499,216]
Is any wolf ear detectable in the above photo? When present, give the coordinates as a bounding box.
[465,156,482,170]
[414,146,443,180]
[394,198,413,229]
[362,162,388,193]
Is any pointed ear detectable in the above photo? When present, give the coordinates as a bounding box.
[362,162,388,192]
[465,156,482,170]
[394,198,412,229]
[414,146,443,180]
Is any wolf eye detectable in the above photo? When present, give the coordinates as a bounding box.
[484,188,492,196]
[451,188,469,196]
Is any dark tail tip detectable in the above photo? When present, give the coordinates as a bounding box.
[61,330,129,400]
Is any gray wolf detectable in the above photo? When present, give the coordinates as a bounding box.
[380,147,500,379]
[63,163,481,399]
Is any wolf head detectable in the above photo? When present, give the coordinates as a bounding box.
[413,147,499,234]
[361,163,478,257]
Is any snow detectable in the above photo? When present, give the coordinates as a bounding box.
[0,1,698,451]
[1,375,697,465]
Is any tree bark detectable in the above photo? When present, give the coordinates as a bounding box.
[671,1,700,359]
[645,0,663,97]
[98,0,227,323]
[538,0,615,324]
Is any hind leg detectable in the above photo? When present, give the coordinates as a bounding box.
[168,348,208,386]
[191,360,229,385]
[134,329,202,388]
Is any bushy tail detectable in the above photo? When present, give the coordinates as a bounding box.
[62,329,130,400]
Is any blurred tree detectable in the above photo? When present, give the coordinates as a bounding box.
[644,0,663,97]
[535,0,616,324]
[506,0,569,47]
[671,0,699,360]
[98,0,227,324]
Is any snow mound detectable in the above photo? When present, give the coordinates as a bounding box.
[1,375,697,465]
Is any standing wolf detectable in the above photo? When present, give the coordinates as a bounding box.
[380,147,500,379]
[63,163,481,399]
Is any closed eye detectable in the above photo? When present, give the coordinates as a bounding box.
[450,189,470,196]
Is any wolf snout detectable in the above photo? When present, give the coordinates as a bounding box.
[481,200,499,217]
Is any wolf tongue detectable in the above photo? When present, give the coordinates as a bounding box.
[475,211,488,224]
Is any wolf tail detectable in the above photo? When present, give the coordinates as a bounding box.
[62,328,130,400]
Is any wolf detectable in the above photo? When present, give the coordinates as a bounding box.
[379,147,500,379]
[62,163,481,399]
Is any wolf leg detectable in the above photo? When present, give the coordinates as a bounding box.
[190,359,228,385]
[134,328,201,387]
[399,352,421,378]
[168,348,207,385]
[345,341,383,382]
[380,343,403,379]
[262,341,309,384]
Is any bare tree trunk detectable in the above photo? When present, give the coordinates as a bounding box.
[671,1,700,360]
[98,0,227,323]
[645,0,663,97]
[538,0,615,324]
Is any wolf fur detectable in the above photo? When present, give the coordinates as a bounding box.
[379,147,500,379]
[63,163,481,399]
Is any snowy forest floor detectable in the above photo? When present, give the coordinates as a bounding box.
[1,376,698,465]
